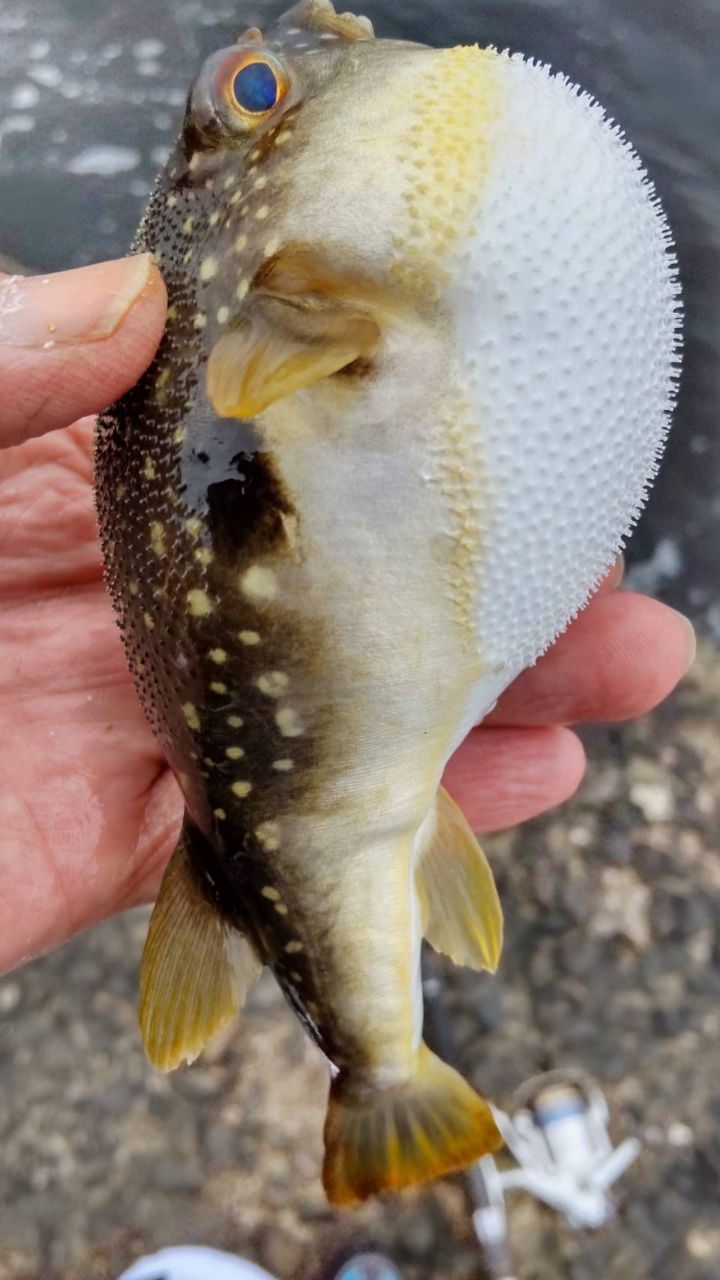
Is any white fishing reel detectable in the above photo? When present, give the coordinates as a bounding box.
[470,1070,641,1276]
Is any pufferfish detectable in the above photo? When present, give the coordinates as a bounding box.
[94,0,681,1205]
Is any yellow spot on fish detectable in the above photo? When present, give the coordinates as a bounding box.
[144,611,155,631]
[186,517,202,537]
[194,547,214,565]
[115,482,126,499]
[262,886,280,901]
[193,312,207,330]
[183,216,195,233]
[129,581,139,596]
[241,565,277,601]
[273,758,294,771]
[254,175,268,190]
[236,278,250,301]
[187,589,213,616]
[166,194,178,208]
[255,205,270,221]
[231,780,252,798]
[250,148,261,162]
[209,211,221,228]
[256,821,280,851]
[276,707,303,738]
[226,746,245,760]
[227,714,244,728]
[275,903,289,916]
[173,425,186,445]
[285,941,303,954]
[264,237,280,258]
[188,152,200,171]
[239,630,261,646]
[183,703,201,731]
[214,808,226,820]
[150,521,166,558]
[209,648,227,664]
[217,305,230,324]
[204,757,215,768]
[235,233,248,253]
[275,131,292,146]
[210,681,228,695]
[290,971,302,982]
[144,456,157,480]
[155,368,171,400]
[257,671,289,697]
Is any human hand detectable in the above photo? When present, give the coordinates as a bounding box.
[0,259,695,974]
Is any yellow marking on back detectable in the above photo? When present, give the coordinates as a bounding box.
[183,703,201,731]
[391,47,503,299]
[187,589,213,617]
[256,821,281,852]
[257,671,289,697]
[276,707,303,738]
[241,566,277,601]
[150,521,167,558]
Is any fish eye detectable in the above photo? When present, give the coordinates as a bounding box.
[226,53,289,121]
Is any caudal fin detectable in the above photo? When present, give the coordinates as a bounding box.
[322,1043,502,1205]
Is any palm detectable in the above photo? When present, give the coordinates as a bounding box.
[0,418,180,969]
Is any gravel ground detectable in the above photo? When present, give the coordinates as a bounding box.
[1,637,718,1280]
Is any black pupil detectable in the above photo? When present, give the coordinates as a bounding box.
[233,62,279,114]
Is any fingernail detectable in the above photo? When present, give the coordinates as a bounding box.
[673,609,697,671]
[0,254,154,348]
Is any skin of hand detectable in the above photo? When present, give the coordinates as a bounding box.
[0,258,696,975]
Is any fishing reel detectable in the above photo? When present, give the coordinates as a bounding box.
[470,1069,641,1276]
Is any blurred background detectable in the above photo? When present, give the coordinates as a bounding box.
[0,1,718,1277]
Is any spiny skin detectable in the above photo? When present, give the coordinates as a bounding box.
[95,0,680,1093]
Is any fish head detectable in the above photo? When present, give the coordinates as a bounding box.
[147,0,679,694]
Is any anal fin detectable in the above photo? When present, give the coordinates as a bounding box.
[415,786,503,973]
[140,831,261,1072]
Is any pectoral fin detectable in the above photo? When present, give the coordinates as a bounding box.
[140,829,261,1072]
[416,786,503,973]
[207,291,380,419]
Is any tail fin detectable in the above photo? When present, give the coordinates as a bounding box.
[322,1043,502,1205]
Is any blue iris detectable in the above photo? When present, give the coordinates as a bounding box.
[233,61,279,113]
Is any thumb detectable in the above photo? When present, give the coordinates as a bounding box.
[0,255,167,446]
